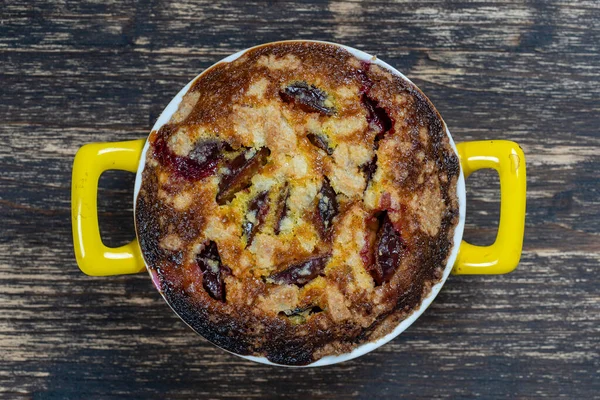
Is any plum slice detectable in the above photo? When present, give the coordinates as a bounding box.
[279,305,323,325]
[316,177,339,236]
[196,241,227,301]
[361,94,393,147]
[154,134,223,181]
[273,183,290,235]
[188,140,222,165]
[307,133,334,155]
[356,61,394,147]
[242,191,270,246]
[268,253,331,287]
[280,82,335,116]
[360,155,378,187]
[217,147,270,205]
[281,305,323,317]
[368,212,405,285]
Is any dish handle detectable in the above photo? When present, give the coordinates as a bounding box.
[71,139,146,276]
[453,140,526,274]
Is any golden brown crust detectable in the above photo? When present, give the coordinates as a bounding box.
[135,42,459,365]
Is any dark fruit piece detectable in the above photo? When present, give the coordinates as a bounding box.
[357,61,374,94]
[268,253,331,287]
[217,147,270,205]
[316,177,339,235]
[361,94,393,146]
[188,140,222,165]
[281,305,323,317]
[360,155,378,186]
[307,133,334,155]
[369,212,405,285]
[154,133,223,181]
[274,183,290,235]
[278,305,323,325]
[242,191,270,246]
[356,62,394,148]
[196,241,226,301]
[280,81,335,116]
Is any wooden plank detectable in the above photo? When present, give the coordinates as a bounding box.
[1,0,598,398]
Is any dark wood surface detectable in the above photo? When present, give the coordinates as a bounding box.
[2,1,599,398]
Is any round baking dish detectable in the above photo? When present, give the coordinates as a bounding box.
[72,40,526,367]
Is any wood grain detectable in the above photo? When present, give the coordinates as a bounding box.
[1,0,599,398]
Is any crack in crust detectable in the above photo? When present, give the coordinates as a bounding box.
[135,42,460,365]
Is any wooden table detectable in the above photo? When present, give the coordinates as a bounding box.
[2,1,599,398]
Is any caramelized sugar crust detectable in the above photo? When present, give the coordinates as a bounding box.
[136,42,460,365]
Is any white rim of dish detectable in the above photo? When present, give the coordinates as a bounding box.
[133,40,466,367]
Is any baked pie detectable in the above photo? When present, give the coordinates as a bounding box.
[135,42,460,365]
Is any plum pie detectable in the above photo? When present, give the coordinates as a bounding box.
[135,42,460,365]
